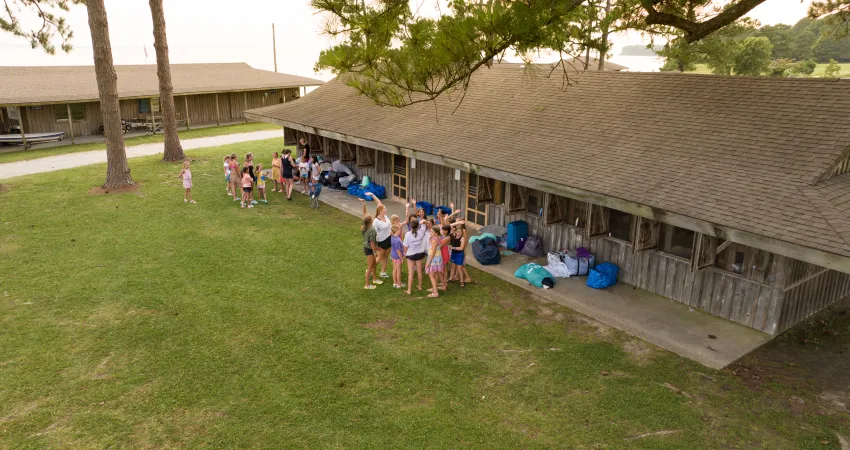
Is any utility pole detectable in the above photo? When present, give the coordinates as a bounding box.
[272,23,278,72]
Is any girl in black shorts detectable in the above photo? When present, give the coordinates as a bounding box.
[281,150,295,200]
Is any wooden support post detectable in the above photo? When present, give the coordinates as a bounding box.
[215,93,221,126]
[66,103,75,145]
[150,97,157,135]
[19,108,27,149]
[183,96,191,130]
[244,91,248,123]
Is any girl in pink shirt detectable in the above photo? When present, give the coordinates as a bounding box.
[240,167,254,208]
[176,160,195,204]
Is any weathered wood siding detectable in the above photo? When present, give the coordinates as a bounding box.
[489,182,795,334]
[23,102,103,136]
[777,263,850,333]
[21,88,303,137]
[351,147,392,190]
[408,159,466,210]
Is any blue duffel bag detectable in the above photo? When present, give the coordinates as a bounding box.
[347,184,360,196]
[472,237,500,265]
[587,262,619,289]
[365,183,386,199]
[416,201,434,216]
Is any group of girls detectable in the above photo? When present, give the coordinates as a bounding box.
[360,195,472,297]
[223,150,324,209]
[223,152,268,208]
[270,150,323,207]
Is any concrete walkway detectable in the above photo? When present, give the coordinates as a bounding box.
[317,188,770,370]
[0,129,282,180]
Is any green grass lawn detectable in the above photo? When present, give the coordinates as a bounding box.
[1,138,848,448]
[690,63,850,77]
[0,122,279,165]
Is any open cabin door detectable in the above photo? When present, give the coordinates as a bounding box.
[392,154,408,200]
[466,173,489,226]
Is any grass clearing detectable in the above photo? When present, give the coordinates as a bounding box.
[0,122,279,164]
[1,138,849,448]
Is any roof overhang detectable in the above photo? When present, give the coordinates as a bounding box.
[246,110,850,275]
[0,84,323,108]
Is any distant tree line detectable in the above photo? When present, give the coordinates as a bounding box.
[659,17,849,77]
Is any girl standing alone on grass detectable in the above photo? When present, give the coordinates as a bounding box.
[403,215,427,295]
[241,167,254,208]
[360,210,384,289]
[424,225,445,297]
[177,160,195,204]
[271,152,282,193]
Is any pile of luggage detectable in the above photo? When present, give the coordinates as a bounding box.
[346,176,387,201]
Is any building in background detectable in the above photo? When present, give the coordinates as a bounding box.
[0,63,323,141]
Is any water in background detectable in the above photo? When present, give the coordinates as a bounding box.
[608,55,665,72]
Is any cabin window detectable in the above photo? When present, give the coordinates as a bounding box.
[545,194,588,228]
[657,224,695,259]
[715,241,747,275]
[526,189,544,216]
[55,103,85,122]
[508,184,528,213]
[356,146,374,167]
[608,209,633,242]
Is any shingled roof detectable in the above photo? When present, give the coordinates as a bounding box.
[246,65,850,260]
[0,63,324,106]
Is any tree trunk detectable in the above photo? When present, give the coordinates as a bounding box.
[597,0,613,71]
[149,0,184,162]
[86,0,133,188]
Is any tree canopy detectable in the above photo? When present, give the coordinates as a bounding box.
[1,0,82,54]
[312,0,781,106]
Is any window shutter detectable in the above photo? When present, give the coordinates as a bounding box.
[508,184,527,213]
[309,133,322,152]
[324,137,339,159]
[587,204,611,237]
[478,177,495,203]
[692,234,718,272]
[283,128,297,146]
[340,141,355,162]
[545,194,568,225]
[356,146,375,167]
[634,217,660,252]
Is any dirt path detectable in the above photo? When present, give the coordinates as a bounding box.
[0,129,282,180]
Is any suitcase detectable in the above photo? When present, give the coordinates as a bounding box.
[506,220,528,250]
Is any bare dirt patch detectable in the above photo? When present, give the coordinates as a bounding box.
[0,183,11,193]
[363,318,396,330]
[88,182,142,196]
[622,339,657,366]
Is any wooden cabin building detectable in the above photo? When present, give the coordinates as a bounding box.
[245,65,850,336]
[0,63,323,140]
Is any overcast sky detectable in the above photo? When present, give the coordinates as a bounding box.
[0,0,813,77]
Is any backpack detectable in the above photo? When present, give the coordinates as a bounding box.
[520,236,544,258]
[472,237,500,265]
